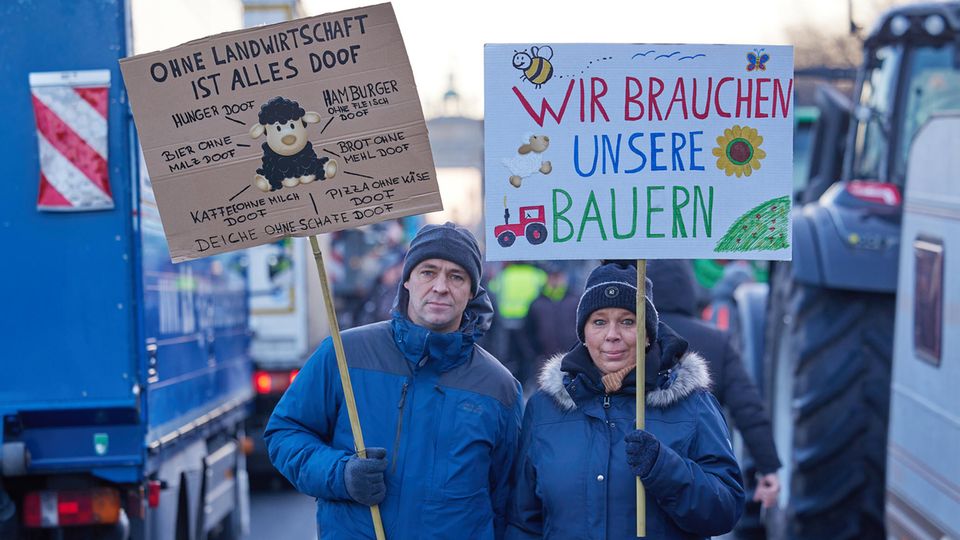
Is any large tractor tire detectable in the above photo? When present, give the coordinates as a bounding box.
[768,273,893,540]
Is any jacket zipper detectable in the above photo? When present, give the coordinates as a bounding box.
[391,380,410,474]
[603,394,611,409]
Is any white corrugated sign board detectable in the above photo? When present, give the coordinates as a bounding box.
[484,43,794,261]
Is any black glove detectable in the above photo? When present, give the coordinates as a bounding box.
[344,447,388,506]
[624,429,661,477]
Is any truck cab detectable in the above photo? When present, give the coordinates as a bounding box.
[887,113,960,540]
[0,2,253,538]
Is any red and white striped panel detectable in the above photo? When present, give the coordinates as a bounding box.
[29,70,114,211]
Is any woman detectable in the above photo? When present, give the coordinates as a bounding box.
[507,263,744,539]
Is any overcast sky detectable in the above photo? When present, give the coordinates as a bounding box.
[303,0,909,117]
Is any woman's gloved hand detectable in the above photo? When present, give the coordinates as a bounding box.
[344,447,388,506]
[624,429,661,477]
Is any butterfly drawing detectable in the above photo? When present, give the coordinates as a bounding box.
[747,48,769,71]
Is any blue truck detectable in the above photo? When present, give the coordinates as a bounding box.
[0,2,253,538]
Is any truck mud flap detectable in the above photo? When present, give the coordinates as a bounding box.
[198,440,238,536]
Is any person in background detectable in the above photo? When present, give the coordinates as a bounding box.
[355,250,405,326]
[508,262,744,539]
[700,262,756,340]
[524,261,580,394]
[647,259,781,517]
[266,222,523,539]
[486,261,546,382]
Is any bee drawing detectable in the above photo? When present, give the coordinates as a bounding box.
[513,46,554,88]
[747,48,769,72]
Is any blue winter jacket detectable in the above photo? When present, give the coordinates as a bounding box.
[507,324,744,539]
[265,289,523,539]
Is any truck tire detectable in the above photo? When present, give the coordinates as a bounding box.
[176,483,190,540]
[760,261,793,540]
[208,512,240,540]
[774,280,893,540]
[497,231,516,247]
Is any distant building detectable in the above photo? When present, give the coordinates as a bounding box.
[425,75,485,232]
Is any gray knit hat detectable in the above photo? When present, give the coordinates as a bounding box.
[576,263,658,344]
[402,222,482,296]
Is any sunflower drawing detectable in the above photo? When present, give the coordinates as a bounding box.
[712,125,766,177]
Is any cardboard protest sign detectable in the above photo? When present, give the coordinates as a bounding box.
[484,44,793,261]
[121,3,441,262]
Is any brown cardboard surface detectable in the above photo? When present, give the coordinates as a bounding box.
[120,3,441,262]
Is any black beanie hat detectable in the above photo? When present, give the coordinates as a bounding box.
[576,263,659,344]
[402,222,482,296]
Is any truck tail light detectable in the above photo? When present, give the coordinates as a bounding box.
[846,181,902,206]
[22,488,120,528]
[22,491,44,527]
[147,480,162,509]
[254,371,273,394]
[254,370,298,395]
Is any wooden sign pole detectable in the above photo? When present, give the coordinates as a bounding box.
[309,236,386,540]
[636,259,647,538]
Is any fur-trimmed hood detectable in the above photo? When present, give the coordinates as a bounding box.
[538,349,712,411]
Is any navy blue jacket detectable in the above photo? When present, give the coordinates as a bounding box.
[648,259,781,474]
[265,289,522,539]
[507,324,744,539]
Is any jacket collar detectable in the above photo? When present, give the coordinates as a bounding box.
[539,344,711,411]
[388,283,495,372]
[390,314,474,372]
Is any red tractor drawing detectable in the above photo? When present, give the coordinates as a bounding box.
[495,205,548,247]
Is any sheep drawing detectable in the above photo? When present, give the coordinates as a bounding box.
[249,96,338,192]
[501,134,552,188]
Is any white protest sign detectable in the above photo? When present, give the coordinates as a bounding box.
[484,44,794,261]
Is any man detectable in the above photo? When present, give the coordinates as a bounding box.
[266,223,523,539]
[646,260,781,517]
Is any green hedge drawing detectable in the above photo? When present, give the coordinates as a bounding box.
[715,196,790,252]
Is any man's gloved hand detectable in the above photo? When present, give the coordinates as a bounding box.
[624,429,661,477]
[344,447,388,506]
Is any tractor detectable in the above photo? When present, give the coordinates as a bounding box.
[733,3,960,539]
[495,205,548,247]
